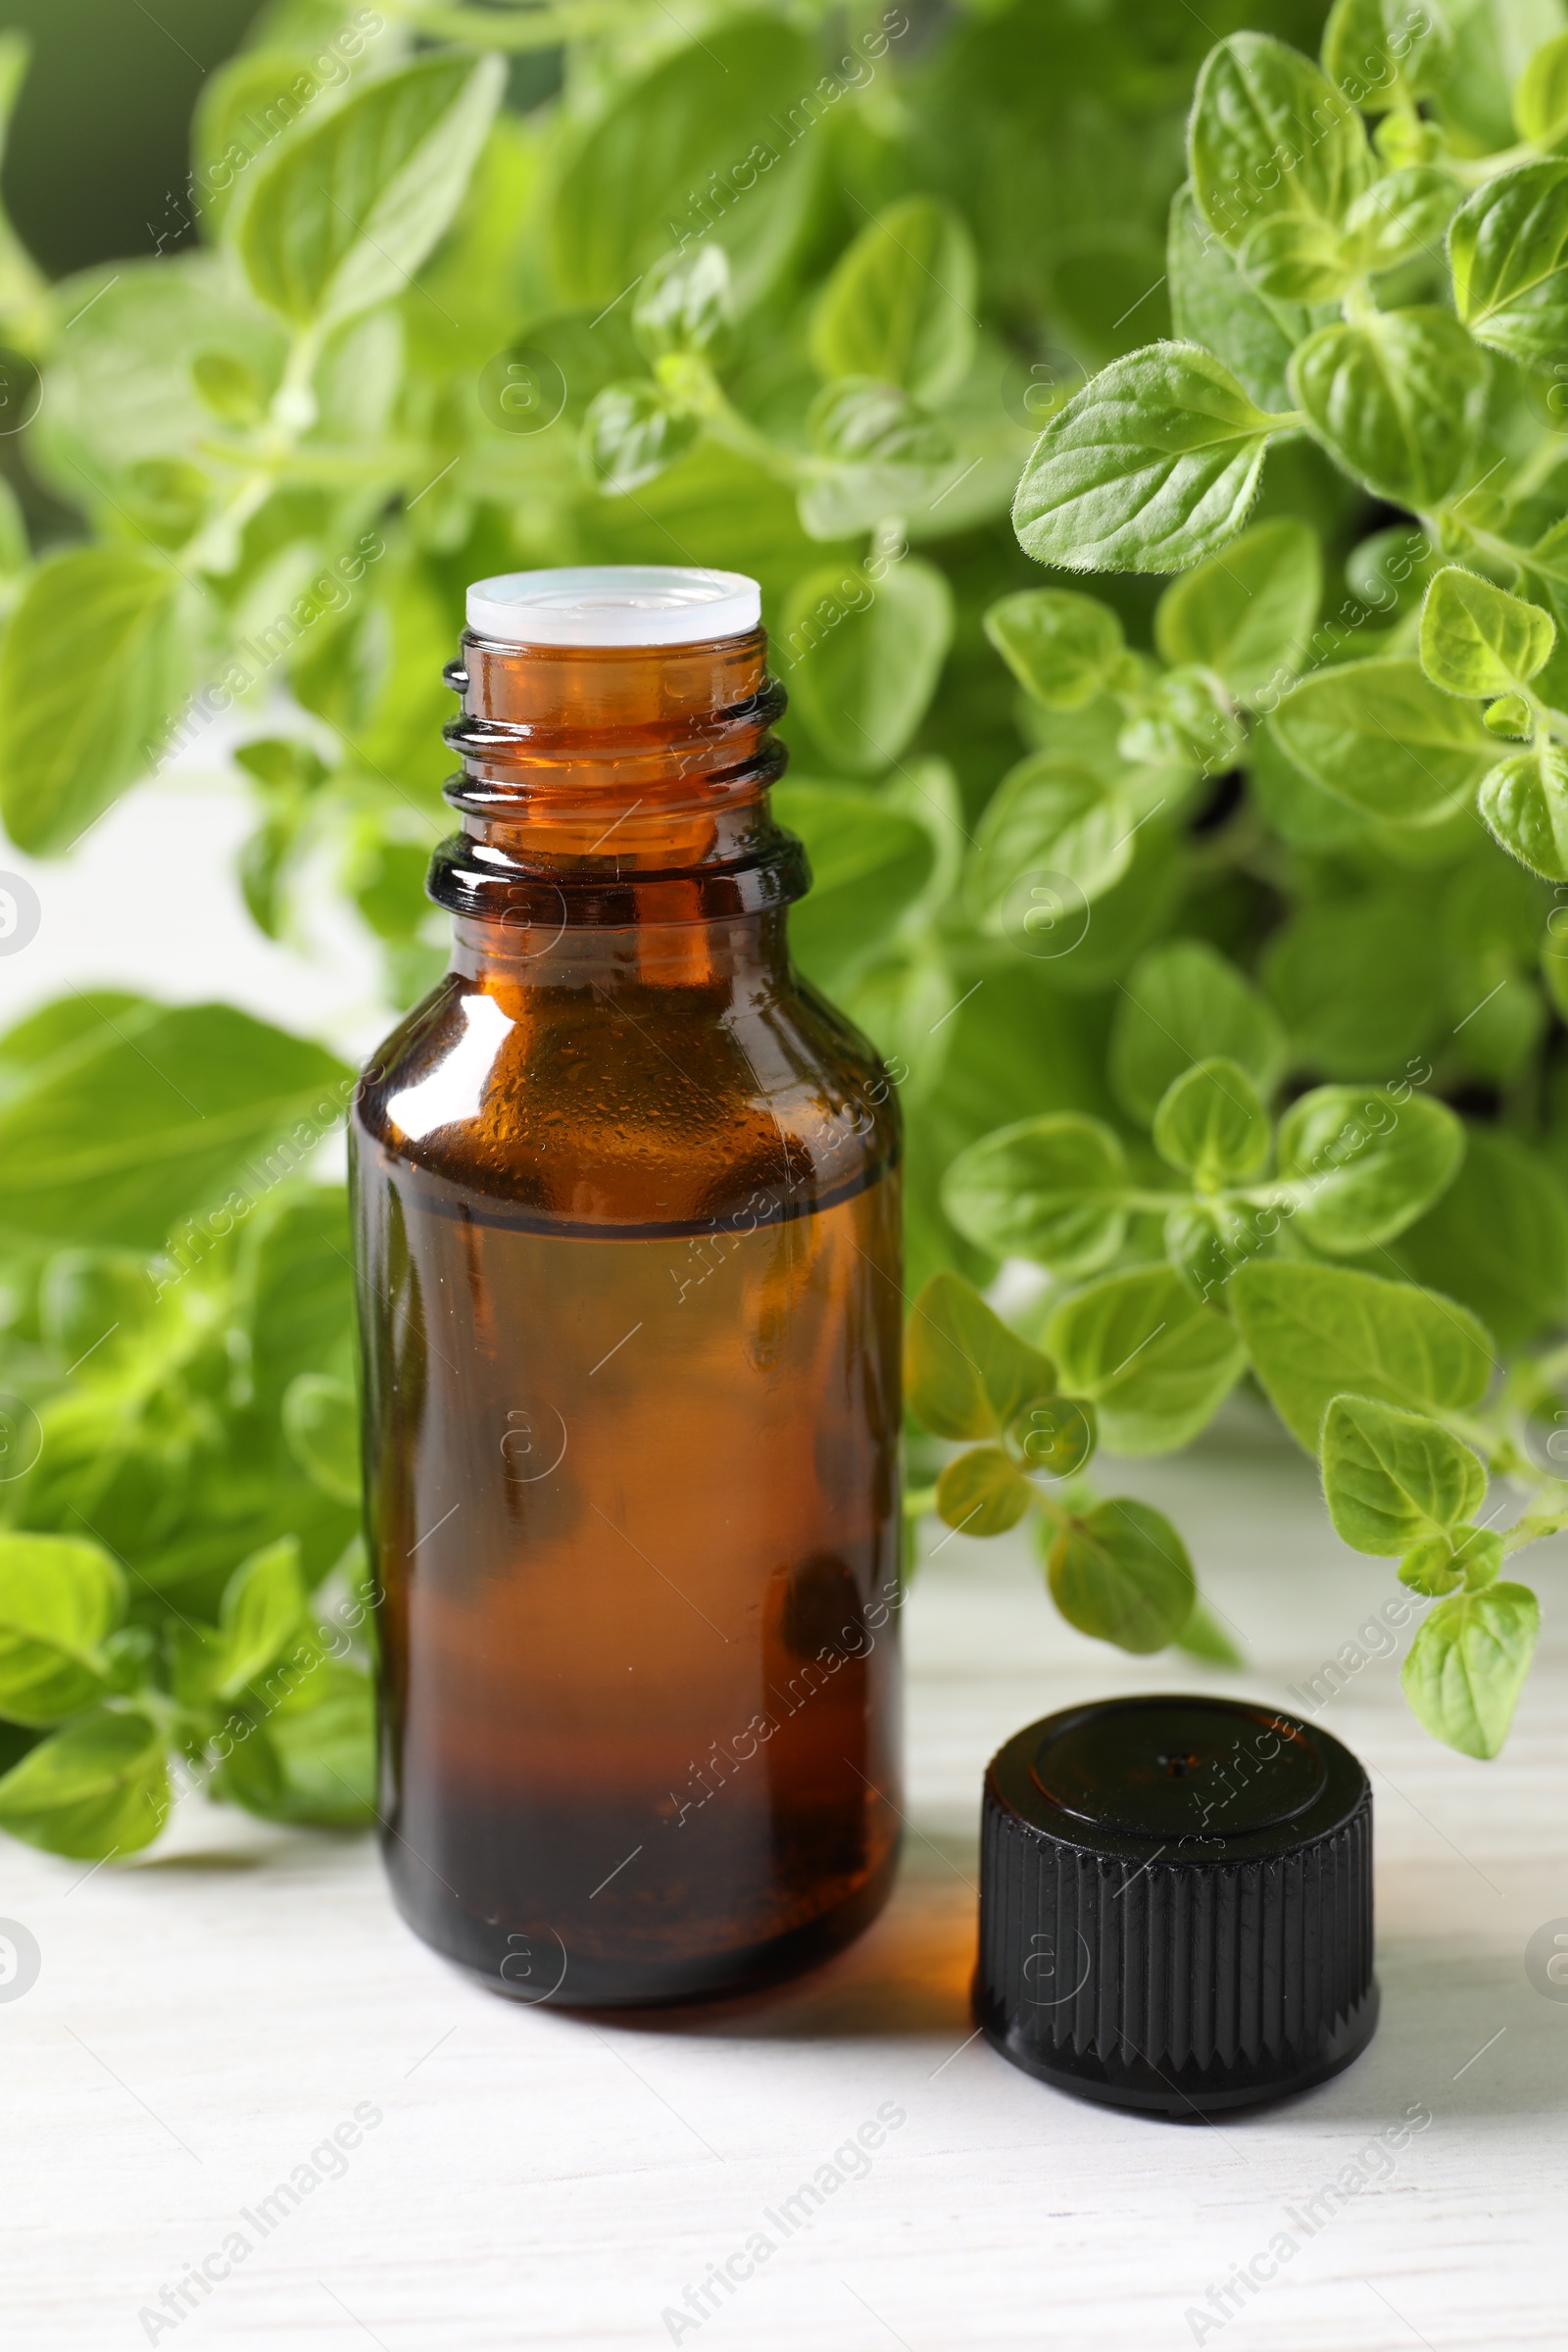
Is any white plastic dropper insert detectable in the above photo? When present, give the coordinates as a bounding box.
[466,564,760,648]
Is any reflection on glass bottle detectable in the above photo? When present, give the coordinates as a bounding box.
[351,569,904,2005]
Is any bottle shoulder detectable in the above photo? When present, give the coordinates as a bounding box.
[354,966,900,1229]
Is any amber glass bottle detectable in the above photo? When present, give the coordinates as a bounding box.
[351,566,903,2007]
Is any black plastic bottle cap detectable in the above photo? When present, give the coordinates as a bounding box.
[975,1693,1377,2114]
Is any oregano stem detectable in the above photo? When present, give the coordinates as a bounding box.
[180,323,324,574]
[1503,1505,1568,1553]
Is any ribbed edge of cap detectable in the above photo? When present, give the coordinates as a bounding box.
[466,565,760,647]
[976,1792,1375,2111]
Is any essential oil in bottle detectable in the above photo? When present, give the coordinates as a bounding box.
[351,565,904,2006]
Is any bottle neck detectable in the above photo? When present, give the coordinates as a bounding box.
[429,626,805,938]
[450,908,793,997]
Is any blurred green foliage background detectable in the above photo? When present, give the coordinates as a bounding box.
[7,0,1568,1846]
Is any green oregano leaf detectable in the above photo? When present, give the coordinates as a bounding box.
[808,196,977,406]
[214,1537,310,1700]
[1398,1533,1466,1596]
[1238,212,1354,303]
[942,1114,1131,1275]
[905,1273,1057,1443]
[1175,1597,1246,1667]
[1152,1056,1270,1185]
[1478,746,1568,880]
[1400,1583,1539,1757]
[282,1373,361,1504]
[38,1249,163,1372]
[0,1707,170,1859]
[781,558,953,774]
[1189,32,1374,248]
[1269,657,1494,823]
[1167,181,1314,414]
[1015,1396,1098,1477]
[1012,341,1289,574]
[0,547,192,855]
[632,242,735,365]
[1045,1496,1196,1653]
[230,53,505,329]
[1322,0,1452,112]
[1320,1395,1488,1553]
[1396,1126,1568,1348]
[935,1446,1034,1537]
[191,348,267,424]
[965,758,1135,924]
[984,590,1127,710]
[1447,1522,1503,1590]
[1400,1524,1504,1599]
[1230,1260,1495,1453]
[1164,1198,1265,1302]
[546,19,818,312]
[1513,31,1568,147]
[1152,516,1322,708]
[1420,566,1556,698]
[1288,309,1488,509]
[0,1001,350,1250]
[1046,1264,1246,1453]
[582,381,701,495]
[1275,1084,1465,1250]
[807,377,951,468]
[1342,166,1459,272]
[1345,521,1440,617]
[798,396,956,532]
[0,1534,126,1727]
[775,783,935,996]
[1110,940,1287,1123]
[1261,888,1449,1074]
[1449,160,1568,374]
[217,1658,376,1827]
[1485,694,1533,738]
[1118,665,1243,772]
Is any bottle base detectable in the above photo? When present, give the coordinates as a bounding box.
[387,1836,903,2010]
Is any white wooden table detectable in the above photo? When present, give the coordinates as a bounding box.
[4,1406,1566,2352]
